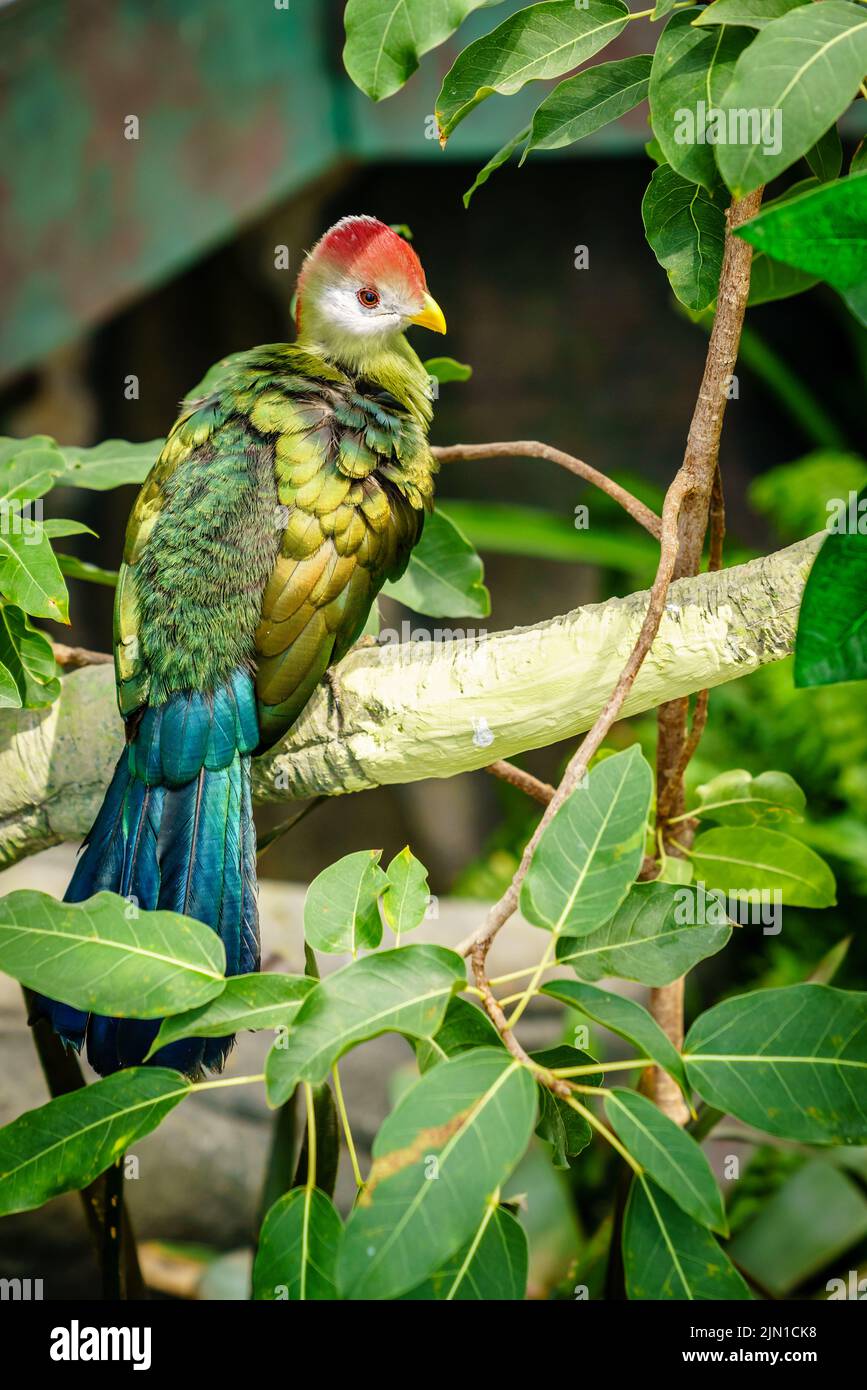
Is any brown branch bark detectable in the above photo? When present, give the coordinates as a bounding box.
[651,190,763,1123]
[431,440,662,538]
[484,760,555,806]
[51,643,112,669]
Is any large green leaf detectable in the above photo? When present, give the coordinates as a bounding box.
[690,827,836,907]
[691,768,806,827]
[147,973,315,1058]
[684,983,867,1143]
[343,0,504,102]
[0,1068,190,1216]
[623,1176,751,1300]
[265,945,466,1105]
[542,979,688,1095]
[641,164,726,311]
[435,1,630,142]
[463,126,530,207]
[0,890,226,1017]
[385,507,490,619]
[796,487,867,686]
[303,850,388,956]
[0,527,68,623]
[400,1205,528,1300]
[747,253,818,307]
[806,123,843,183]
[0,604,59,708]
[58,439,161,490]
[694,0,807,28]
[337,1048,536,1300]
[715,3,867,196]
[605,1089,726,1233]
[556,882,730,986]
[0,657,19,709]
[737,174,867,292]
[253,1187,342,1300]
[382,847,430,942]
[524,55,652,159]
[520,745,653,940]
[649,12,751,190]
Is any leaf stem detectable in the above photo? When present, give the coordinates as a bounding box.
[332,1063,364,1191]
[303,1083,317,1194]
[552,1058,650,1077]
[561,1093,641,1174]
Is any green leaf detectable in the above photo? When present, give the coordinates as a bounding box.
[463,126,530,207]
[0,604,59,708]
[556,882,730,986]
[684,983,867,1143]
[605,1089,726,1233]
[641,164,726,311]
[423,356,473,384]
[0,525,68,622]
[651,0,680,18]
[146,973,315,1058]
[524,55,652,159]
[796,494,867,685]
[806,123,843,182]
[265,945,466,1106]
[737,174,867,293]
[342,0,504,102]
[533,1045,598,1169]
[623,1176,751,1300]
[542,979,689,1096]
[253,1187,342,1300]
[58,439,161,490]
[0,436,66,502]
[648,12,752,190]
[400,1205,528,1300]
[303,850,388,955]
[852,139,867,175]
[715,4,867,197]
[435,1,630,142]
[382,847,430,942]
[520,745,653,939]
[692,768,806,826]
[40,518,97,540]
[0,1068,190,1216]
[385,506,490,619]
[293,1080,341,1199]
[693,0,807,28]
[56,553,118,588]
[0,658,20,709]
[690,826,836,907]
[415,996,501,1072]
[0,890,226,1017]
[337,1048,536,1300]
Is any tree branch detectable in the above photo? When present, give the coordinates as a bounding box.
[431,441,661,538]
[0,535,818,869]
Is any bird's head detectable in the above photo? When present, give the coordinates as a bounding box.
[294,215,446,370]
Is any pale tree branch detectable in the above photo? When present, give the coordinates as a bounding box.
[0,533,817,871]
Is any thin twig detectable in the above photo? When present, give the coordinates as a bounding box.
[484,760,554,805]
[651,191,762,1122]
[431,441,661,539]
[51,643,112,669]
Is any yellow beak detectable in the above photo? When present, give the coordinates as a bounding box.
[409,292,447,335]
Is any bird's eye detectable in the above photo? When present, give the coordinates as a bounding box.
[357,287,381,308]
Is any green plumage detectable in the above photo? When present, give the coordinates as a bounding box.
[114,339,438,748]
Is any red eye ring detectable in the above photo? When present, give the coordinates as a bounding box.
[357,287,380,308]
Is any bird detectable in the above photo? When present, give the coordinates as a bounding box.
[33,215,446,1077]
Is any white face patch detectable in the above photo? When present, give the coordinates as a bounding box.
[317,272,421,342]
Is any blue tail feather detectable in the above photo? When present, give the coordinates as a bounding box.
[32,672,260,1077]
